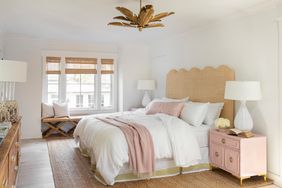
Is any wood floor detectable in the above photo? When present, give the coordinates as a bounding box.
[16,139,280,188]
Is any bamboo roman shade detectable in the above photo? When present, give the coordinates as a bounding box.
[101,59,114,74]
[65,57,97,74]
[46,56,61,74]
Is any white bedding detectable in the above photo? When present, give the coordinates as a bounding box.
[191,125,211,148]
[73,110,202,185]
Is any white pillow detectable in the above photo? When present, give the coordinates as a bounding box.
[41,103,54,119]
[53,102,69,118]
[204,103,224,125]
[180,102,209,127]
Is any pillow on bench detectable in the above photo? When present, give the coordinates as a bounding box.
[42,103,54,119]
[53,102,69,118]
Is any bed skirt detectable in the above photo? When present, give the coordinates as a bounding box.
[79,144,211,185]
[94,163,211,185]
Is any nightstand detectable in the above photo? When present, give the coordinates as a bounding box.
[209,129,267,186]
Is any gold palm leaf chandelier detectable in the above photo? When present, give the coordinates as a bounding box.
[108,0,175,31]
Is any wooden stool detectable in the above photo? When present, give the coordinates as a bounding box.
[42,116,86,138]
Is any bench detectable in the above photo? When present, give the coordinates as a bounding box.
[42,115,87,138]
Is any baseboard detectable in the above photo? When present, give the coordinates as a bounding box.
[268,171,282,187]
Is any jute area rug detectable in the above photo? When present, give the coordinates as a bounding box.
[47,138,273,188]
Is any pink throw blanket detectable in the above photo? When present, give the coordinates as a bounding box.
[96,117,155,176]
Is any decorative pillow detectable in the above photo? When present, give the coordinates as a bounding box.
[203,103,224,125]
[146,101,184,117]
[53,102,69,118]
[180,102,209,127]
[3,101,19,123]
[0,103,10,123]
[41,103,54,119]
[162,97,189,102]
[145,97,189,111]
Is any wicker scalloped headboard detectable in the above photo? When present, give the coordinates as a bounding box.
[166,65,235,125]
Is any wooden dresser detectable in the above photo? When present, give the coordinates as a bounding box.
[209,129,267,186]
[0,120,21,188]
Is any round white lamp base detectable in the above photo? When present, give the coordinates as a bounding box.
[142,91,151,107]
[234,101,253,131]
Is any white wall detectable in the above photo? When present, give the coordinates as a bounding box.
[118,43,151,111]
[149,4,282,185]
[0,31,3,58]
[3,35,151,139]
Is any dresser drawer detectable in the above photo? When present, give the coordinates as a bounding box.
[8,138,18,188]
[224,148,240,175]
[210,143,224,167]
[210,133,240,150]
[0,158,9,188]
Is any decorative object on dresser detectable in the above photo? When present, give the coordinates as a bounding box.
[0,119,21,188]
[224,81,262,131]
[137,80,156,107]
[214,118,231,129]
[1,101,19,123]
[209,129,267,186]
[0,60,27,102]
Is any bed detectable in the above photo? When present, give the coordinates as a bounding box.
[73,65,235,185]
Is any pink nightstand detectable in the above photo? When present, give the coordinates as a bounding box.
[209,129,267,186]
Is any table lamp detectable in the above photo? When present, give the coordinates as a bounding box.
[224,81,262,131]
[0,60,27,101]
[137,80,156,107]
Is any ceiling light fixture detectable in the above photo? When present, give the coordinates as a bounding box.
[108,0,175,31]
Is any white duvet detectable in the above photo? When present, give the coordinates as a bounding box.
[73,110,201,185]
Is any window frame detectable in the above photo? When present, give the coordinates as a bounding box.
[42,51,118,115]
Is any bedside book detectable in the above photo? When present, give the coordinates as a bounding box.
[227,128,254,138]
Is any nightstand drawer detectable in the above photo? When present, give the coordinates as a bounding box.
[210,144,224,167]
[224,148,240,175]
[210,133,240,150]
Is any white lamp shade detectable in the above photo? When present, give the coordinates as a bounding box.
[0,60,27,82]
[224,81,262,101]
[137,80,156,90]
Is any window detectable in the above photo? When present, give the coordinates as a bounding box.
[101,59,114,109]
[46,57,61,103]
[43,55,116,113]
[75,95,83,108]
[88,95,95,108]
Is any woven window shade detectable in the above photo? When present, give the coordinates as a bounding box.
[46,56,61,74]
[65,57,97,74]
[101,59,114,74]
[65,57,97,64]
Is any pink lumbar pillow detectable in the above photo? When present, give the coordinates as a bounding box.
[145,101,184,117]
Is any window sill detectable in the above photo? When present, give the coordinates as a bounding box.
[69,108,117,116]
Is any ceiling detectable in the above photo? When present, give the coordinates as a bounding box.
[0,0,272,43]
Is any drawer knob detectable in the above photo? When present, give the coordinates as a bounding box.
[215,151,219,157]
[229,157,233,163]
[15,142,20,147]
[221,138,226,144]
[2,178,7,187]
[12,155,16,162]
[15,166,19,171]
